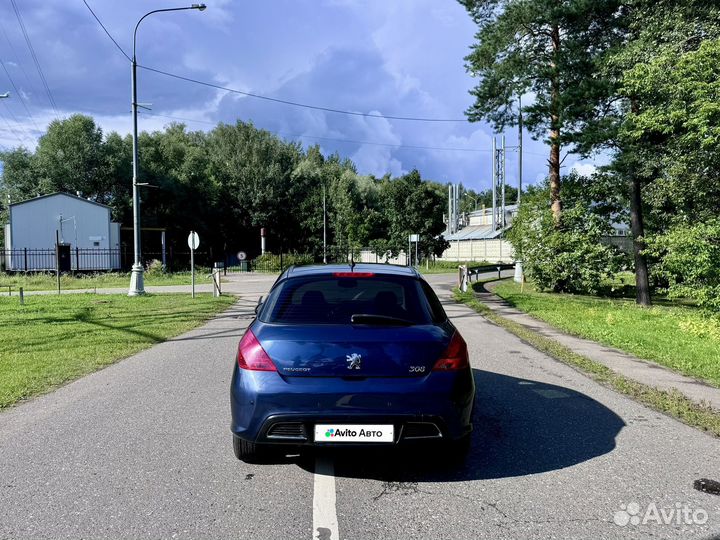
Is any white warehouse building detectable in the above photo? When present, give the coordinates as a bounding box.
[3,192,121,271]
[439,205,518,263]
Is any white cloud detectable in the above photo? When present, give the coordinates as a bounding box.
[1,0,562,192]
[352,145,404,177]
[570,162,598,177]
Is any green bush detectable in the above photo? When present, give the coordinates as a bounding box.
[646,219,720,311]
[145,259,165,276]
[508,186,624,294]
[251,252,314,272]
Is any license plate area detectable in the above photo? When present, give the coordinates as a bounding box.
[314,424,394,443]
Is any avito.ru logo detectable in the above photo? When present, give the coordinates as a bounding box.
[328,428,358,437]
[324,427,383,438]
[614,502,708,527]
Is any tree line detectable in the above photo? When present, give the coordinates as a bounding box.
[461,0,720,309]
[0,115,450,262]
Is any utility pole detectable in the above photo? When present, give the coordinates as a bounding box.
[322,183,327,264]
[128,3,207,297]
[518,96,523,206]
[454,183,459,232]
[513,96,525,284]
[128,31,144,296]
[491,138,497,231]
[447,184,452,235]
[492,137,506,230]
[501,135,506,229]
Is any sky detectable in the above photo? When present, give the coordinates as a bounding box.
[0,0,597,192]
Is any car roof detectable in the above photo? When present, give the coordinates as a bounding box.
[283,263,420,279]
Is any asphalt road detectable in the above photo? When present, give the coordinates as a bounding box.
[1,272,719,540]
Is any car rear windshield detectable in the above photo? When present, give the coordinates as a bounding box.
[259,274,444,325]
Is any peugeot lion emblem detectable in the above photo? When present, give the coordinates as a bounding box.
[346,353,362,370]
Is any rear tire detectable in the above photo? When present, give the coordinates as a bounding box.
[233,435,267,463]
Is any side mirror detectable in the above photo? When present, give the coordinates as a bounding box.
[254,296,264,315]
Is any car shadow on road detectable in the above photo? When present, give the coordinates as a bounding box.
[290,369,625,482]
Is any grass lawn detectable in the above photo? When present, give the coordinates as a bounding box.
[0,271,214,292]
[491,280,720,387]
[0,293,236,409]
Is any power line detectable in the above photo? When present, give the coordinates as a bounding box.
[139,66,469,123]
[138,111,489,152]
[0,20,39,115]
[0,58,39,132]
[300,132,546,157]
[81,0,131,62]
[80,1,468,123]
[77,3,547,162]
[0,104,29,146]
[139,110,549,158]
[9,0,58,116]
[0,96,34,143]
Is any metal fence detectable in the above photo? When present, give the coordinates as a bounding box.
[1,248,225,273]
[2,248,122,272]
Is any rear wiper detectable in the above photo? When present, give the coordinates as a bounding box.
[350,314,415,326]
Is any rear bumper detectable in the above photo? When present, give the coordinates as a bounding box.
[229,365,475,445]
[252,414,463,446]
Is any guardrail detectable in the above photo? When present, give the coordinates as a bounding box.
[458,262,516,291]
[466,263,516,280]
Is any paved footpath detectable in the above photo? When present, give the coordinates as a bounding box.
[0,272,719,539]
[479,280,720,411]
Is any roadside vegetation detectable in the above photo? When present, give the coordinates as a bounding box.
[0,293,235,409]
[491,281,720,388]
[453,0,720,436]
[461,0,720,309]
[0,119,450,264]
[454,287,720,438]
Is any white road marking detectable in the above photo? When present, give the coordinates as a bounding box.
[312,456,339,540]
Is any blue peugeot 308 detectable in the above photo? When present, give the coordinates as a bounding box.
[230,263,475,462]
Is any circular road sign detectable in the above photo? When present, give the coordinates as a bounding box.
[237,251,247,261]
[187,231,200,250]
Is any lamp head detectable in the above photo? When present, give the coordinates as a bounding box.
[192,3,207,10]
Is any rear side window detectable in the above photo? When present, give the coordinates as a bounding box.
[259,275,434,325]
[420,280,448,323]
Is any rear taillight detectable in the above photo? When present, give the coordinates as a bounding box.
[432,332,469,371]
[237,329,277,371]
[333,272,375,278]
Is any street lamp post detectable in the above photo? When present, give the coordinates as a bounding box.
[128,3,207,296]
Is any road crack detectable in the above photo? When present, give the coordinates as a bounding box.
[372,481,425,501]
[424,489,610,529]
